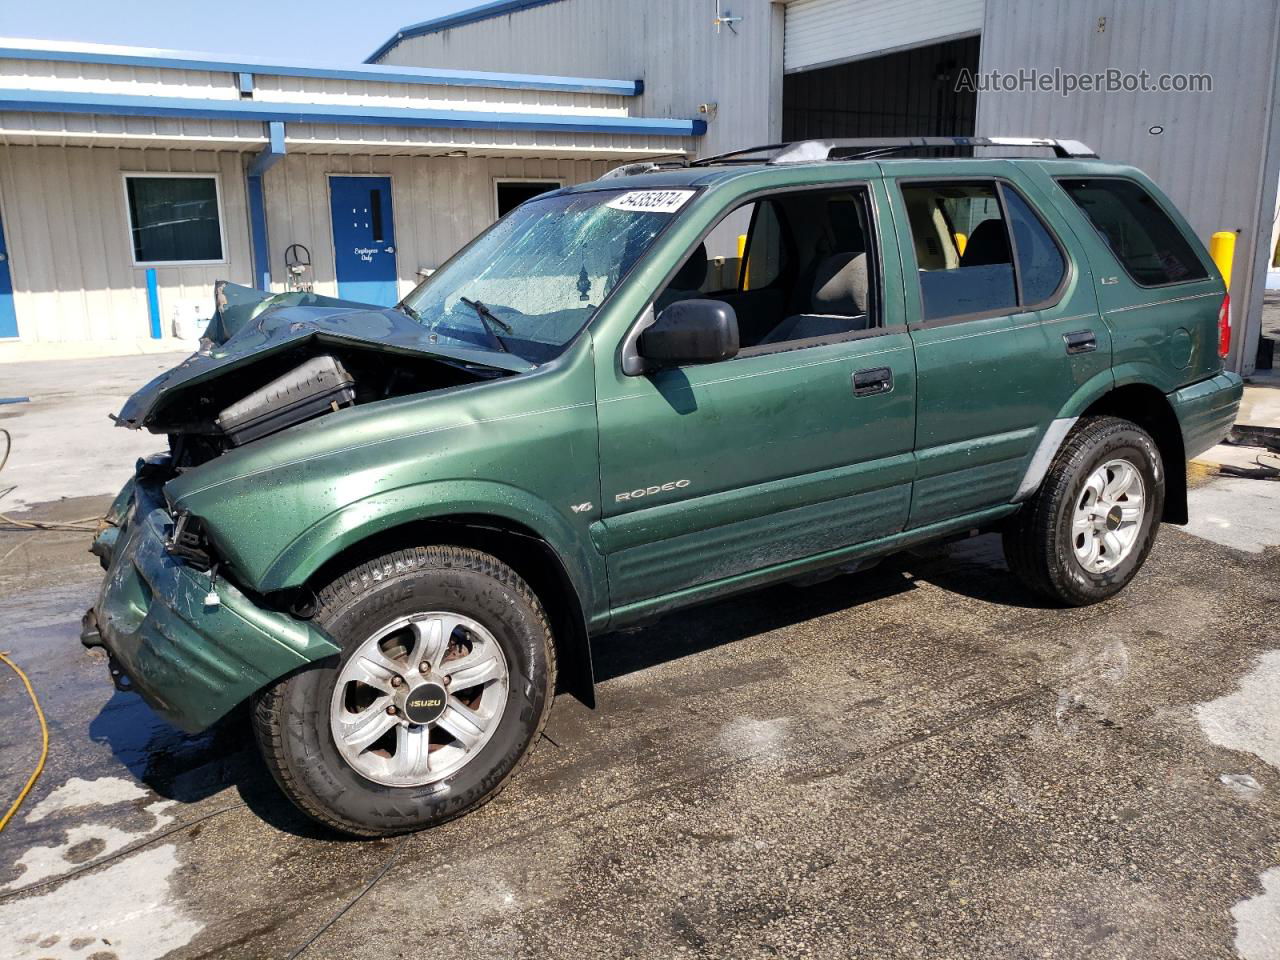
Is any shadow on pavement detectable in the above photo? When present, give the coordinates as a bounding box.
[82,534,1047,836]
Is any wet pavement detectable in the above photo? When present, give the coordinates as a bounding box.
[0,473,1277,960]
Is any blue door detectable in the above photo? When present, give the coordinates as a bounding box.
[0,207,17,339]
[329,176,398,306]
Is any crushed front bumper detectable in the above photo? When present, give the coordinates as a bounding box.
[85,462,339,733]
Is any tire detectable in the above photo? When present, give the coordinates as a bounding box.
[252,545,556,837]
[1003,416,1165,606]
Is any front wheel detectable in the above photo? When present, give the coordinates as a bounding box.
[1003,416,1165,606]
[252,545,556,837]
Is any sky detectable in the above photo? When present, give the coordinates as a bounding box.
[0,0,486,63]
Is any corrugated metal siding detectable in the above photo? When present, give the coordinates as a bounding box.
[0,57,627,116]
[376,0,783,156]
[282,123,693,159]
[975,0,1280,374]
[783,0,984,73]
[262,154,608,301]
[0,145,610,344]
[0,111,267,149]
[0,143,252,343]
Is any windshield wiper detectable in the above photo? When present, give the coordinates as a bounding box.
[459,296,514,353]
[396,301,422,322]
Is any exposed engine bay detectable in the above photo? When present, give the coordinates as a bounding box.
[160,343,493,469]
[112,281,528,470]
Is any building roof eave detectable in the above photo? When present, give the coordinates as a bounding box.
[366,0,568,63]
[0,88,706,138]
[0,35,638,97]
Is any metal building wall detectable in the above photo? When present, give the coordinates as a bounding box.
[0,144,612,344]
[374,0,785,157]
[0,143,253,343]
[975,0,1280,375]
[261,153,610,301]
[783,0,984,73]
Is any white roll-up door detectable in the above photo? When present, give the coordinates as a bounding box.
[784,0,985,73]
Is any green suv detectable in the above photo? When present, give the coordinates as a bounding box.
[84,137,1243,836]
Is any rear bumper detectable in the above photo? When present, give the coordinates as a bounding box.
[88,463,339,733]
[1170,371,1244,461]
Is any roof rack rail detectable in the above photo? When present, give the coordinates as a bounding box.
[690,136,1097,166]
[597,159,689,180]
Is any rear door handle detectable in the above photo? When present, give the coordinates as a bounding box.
[852,366,893,396]
[1063,330,1097,355]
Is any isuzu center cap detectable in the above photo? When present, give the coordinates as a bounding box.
[403,681,448,724]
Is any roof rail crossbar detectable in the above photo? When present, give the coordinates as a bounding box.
[689,137,1097,167]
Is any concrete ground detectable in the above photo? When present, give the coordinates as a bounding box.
[0,353,1277,960]
[0,353,188,511]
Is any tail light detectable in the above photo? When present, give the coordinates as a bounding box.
[1218,293,1231,359]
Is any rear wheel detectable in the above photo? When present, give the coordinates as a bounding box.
[252,545,555,837]
[1003,416,1164,606]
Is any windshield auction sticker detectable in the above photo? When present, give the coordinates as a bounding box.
[606,190,696,214]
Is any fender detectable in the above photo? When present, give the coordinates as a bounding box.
[1011,368,1115,500]
[256,479,607,620]
[1110,359,1186,396]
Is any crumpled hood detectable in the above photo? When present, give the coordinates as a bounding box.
[116,281,534,431]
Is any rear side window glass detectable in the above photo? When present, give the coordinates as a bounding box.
[1058,178,1207,286]
[901,182,1017,320]
[1003,187,1066,304]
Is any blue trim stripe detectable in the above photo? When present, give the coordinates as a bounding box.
[247,121,285,289]
[145,268,162,339]
[366,0,567,63]
[0,89,706,137]
[248,120,286,177]
[246,174,271,292]
[0,38,638,97]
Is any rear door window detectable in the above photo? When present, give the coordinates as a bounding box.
[900,182,1011,321]
[1058,177,1208,286]
[900,180,1067,321]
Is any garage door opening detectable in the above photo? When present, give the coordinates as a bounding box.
[782,36,980,141]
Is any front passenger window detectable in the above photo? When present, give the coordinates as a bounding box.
[654,185,880,354]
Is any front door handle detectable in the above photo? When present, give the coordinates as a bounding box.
[852,366,893,396]
[1063,329,1097,355]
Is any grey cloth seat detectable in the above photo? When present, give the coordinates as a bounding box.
[654,242,708,313]
[759,252,869,345]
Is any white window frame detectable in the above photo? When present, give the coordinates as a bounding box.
[492,177,565,220]
[121,171,229,267]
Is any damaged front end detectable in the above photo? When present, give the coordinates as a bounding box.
[83,456,340,732]
[118,281,532,469]
[86,281,534,731]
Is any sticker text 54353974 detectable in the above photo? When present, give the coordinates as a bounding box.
[606,190,696,214]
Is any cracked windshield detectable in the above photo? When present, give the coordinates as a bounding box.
[400,188,693,363]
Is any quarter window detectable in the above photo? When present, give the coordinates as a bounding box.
[1058,177,1207,286]
[901,180,1066,321]
[124,175,224,264]
[1002,187,1066,304]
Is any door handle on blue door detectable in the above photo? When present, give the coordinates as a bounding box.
[1063,330,1097,354]
[852,366,893,396]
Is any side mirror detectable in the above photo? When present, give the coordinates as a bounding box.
[638,299,739,367]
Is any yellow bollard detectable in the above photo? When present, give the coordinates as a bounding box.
[737,232,750,289]
[1209,231,1236,289]
[954,232,968,257]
